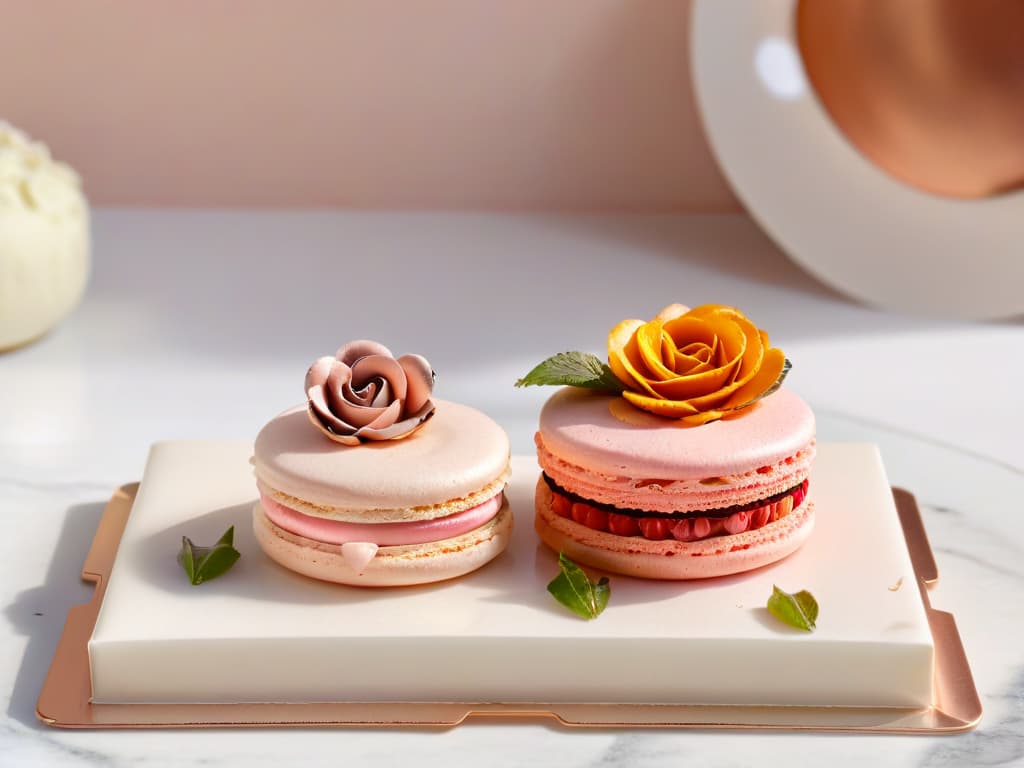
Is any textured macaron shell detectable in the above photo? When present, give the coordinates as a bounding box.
[538,387,815,480]
[253,399,510,514]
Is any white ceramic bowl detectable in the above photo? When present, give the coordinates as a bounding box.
[691,0,1024,319]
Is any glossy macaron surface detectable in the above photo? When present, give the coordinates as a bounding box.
[538,387,814,480]
[253,399,510,512]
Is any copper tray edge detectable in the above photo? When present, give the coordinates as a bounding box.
[36,484,982,732]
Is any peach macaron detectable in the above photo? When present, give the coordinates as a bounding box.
[534,387,815,579]
[520,303,815,579]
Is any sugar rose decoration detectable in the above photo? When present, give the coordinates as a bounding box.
[306,340,435,445]
[608,304,787,425]
[516,303,789,426]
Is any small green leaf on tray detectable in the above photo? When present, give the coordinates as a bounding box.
[547,552,610,619]
[515,351,625,391]
[178,526,241,586]
[767,584,818,632]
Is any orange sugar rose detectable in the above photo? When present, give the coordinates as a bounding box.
[607,304,787,425]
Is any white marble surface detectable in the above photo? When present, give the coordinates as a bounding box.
[2,211,1022,766]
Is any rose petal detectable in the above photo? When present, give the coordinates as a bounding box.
[663,335,711,375]
[324,362,354,414]
[726,315,766,387]
[304,356,337,391]
[334,397,401,430]
[622,389,699,417]
[364,399,403,429]
[644,358,741,401]
[687,303,739,319]
[607,318,661,397]
[679,341,713,359]
[350,354,408,405]
[623,332,656,380]
[676,391,732,412]
[670,316,745,374]
[703,321,763,398]
[679,409,727,426]
[356,400,435,441]
[368,379,391,407]
[669,339,715,376]
[651,312,764,408]
[397,354,434,413]
[652,303,690,324]
[307,406,363,445]
[636,321,677,381]
[638,319,743,401]
[664,317,717,352]
[344,377,380,407]
[689,305,763,386]
[307,385,360,435]
[336,340,393,366]
[722,346,786,410]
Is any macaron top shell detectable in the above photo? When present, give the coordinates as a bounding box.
[539,387,814,480]
[254,399,510,510]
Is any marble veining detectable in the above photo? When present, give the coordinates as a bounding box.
[813,408,1024,477]
[933,545,1024,583]
[918,669,1024,767]
[586,733,690,767]
[1,211,1022,767]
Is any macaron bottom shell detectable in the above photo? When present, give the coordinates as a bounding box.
[534,478,814,580]
[253,497,513,587]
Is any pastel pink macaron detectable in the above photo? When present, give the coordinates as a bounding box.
[534,387,816,579]
[253,399,513,587]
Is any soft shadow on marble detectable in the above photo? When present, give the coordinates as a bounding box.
[4,502,102,727]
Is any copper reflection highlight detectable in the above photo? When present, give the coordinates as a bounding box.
[797,0,1024,199]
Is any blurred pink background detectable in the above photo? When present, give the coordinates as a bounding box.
[1,0,738,211]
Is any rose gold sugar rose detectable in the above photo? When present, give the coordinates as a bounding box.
[305,340,436,445]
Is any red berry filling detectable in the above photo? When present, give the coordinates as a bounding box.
[549,479,809,542]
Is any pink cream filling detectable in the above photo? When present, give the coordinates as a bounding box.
[259,490,503,546]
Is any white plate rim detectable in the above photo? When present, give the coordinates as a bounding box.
[690,0,1024,319]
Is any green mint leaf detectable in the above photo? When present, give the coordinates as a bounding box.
[177,526,241,586]
[515,352,625,391]
[767,584,818,631]
[592,576,611,615]
[547,552,611,619]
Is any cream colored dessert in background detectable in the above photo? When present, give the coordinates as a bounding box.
[0,121,89,350]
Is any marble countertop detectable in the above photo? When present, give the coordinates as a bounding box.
[2,211,1021,766]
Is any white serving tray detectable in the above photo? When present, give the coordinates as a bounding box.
[37,443,981,731]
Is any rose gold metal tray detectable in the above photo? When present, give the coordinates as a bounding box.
[36,484,980,732]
